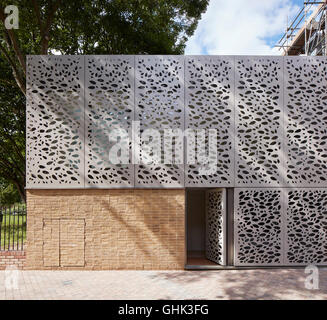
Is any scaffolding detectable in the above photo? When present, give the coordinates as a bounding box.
[276,0,327,56]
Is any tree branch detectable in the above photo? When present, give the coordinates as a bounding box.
[32,0,43,34]
[41,0,62,54]
[13,180,26,203]
[0,42,26,95]
[0,166,14,181]
[2,131,25,165]
[0,78,16,87]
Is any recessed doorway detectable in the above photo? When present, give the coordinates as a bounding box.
[186,188,228,268]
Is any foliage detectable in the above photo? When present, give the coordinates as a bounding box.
[0,178,21,205]
[0,58,25,202]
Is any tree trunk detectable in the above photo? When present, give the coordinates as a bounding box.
[13,180,26,203]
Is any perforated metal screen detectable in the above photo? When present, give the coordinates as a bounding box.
[27,55,85,188]
[27,55,327,188]
[234,187,327,266]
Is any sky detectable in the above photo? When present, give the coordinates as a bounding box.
[185,0,308,55]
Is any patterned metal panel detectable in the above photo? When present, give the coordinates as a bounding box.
[205,189,226,265]
[185,56,234,187]
[284,188,327,265]
[26,55,84,188]
[85,56,134,187]
[235,56,284,187]
[135,55,184,187]
[285,57,327,187]
[234,188,283,266]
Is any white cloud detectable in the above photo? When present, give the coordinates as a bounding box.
[185,0,300,55]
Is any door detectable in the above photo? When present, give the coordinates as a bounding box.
[205,189,226,265]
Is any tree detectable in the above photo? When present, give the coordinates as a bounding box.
[0,0,209,202]
[0,58,25,202]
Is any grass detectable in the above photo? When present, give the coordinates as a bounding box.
[0,207,26,250]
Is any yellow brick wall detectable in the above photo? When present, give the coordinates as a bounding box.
[26,189,185,270]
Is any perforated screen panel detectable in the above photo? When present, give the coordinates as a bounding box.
[185,56,235,187]
[134,55,184,187]
[85,56,134,187]
[205,189,226,265]
[285,188,327,265]
[234,188,283,266]
[285,57,327,187]
[235,187,327,266]
[26,55,84,188]
[235,57,284,187]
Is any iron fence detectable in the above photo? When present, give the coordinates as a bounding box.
[0,204,26,251]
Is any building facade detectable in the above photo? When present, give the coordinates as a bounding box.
[26,55,327,269]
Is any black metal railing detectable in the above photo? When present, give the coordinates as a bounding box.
[0,204,26,251]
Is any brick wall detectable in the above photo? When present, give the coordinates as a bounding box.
[0,251,25,270]
[26,189,185,270]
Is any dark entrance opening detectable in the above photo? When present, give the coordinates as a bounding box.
[186,188,234,269]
